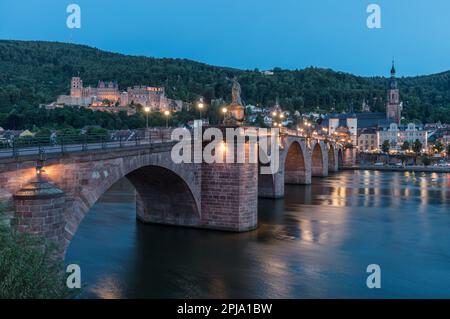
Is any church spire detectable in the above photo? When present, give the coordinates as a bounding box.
[390,58,396,77]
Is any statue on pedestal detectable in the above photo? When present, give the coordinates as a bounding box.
[224,78,245,126]
[231,79,242,106]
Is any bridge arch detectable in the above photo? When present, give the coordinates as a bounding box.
[284,140,309,184]
[311,141,328,177]
[127,165,200,226]
[46,151,202,251]
[258,137,311,198]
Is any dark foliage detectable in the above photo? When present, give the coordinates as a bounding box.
[1,40,449,129]
[0,210,70,299]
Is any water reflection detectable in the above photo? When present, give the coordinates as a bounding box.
[66,171,450,298]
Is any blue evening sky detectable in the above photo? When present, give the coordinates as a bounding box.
[0,0,449,76]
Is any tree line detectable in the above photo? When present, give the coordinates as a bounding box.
[1,40,450,130]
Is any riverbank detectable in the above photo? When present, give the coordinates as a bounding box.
[343,165,450,173]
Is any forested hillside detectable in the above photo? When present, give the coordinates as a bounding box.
[1,40,449,128]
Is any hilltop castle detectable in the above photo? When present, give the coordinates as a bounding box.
[57,77,173,111]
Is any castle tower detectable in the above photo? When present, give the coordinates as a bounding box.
[386,61,402,124]
[70,77,83,98]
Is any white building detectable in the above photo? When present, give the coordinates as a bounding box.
[328,114,358,145]
[377,123,428,151]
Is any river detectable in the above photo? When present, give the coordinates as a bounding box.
[65,170,450,298]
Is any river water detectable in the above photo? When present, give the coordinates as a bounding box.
[65,170,450,298]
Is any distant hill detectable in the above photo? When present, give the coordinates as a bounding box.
[0,40,450,123]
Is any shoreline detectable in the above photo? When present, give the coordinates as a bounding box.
[343,165,450,173]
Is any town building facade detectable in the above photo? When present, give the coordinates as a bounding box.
[377,122,428,151]
[357,128,378,152]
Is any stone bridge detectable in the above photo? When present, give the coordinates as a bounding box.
[0,128,346,256]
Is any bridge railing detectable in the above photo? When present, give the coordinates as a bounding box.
[0,128,176,159]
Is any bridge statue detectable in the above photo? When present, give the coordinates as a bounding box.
[231,78,243,106]
[224,78,245,125]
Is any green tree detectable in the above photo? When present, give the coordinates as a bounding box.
[35,128,52,140]
[2,40,450,126]
[412,139,423,154]
[411,139,423,165]
[0,210,70,299]
[86,127,109,141]
[381,140,390,153]
[381,140,390,165]
[400,141,410,151]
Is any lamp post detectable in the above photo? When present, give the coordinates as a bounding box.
[164,110,170,128]
[144,106,150,129]
[222,107,227,124]
[198,101,204,122]
[35,158,45,178]
[279,113,284,129]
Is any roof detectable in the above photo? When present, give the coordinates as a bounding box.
[359,127,378,134]
[323,112,392,129]
[19,130,35,137]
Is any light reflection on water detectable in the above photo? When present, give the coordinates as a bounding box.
[66,171,450,298]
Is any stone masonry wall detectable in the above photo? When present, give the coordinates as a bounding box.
[201,142,258,231]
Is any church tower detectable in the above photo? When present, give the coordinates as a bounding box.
[386,61,402,124]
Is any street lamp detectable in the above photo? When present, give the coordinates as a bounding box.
[144,106,151,129]
[35,159,45,177]
[198,101,204,121]
[222,107,227,124]
[164,110,170,128]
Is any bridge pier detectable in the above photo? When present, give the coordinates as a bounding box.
[284,141,311,185]
[258,169,285,199]
[328,144,339,172]
[200,142,258,231]
[12,180,66,254]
